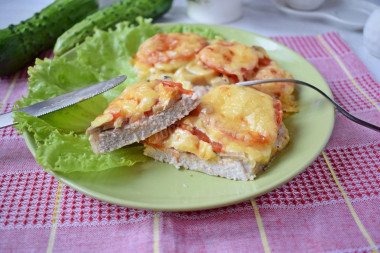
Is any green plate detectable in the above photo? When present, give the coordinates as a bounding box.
[24,24,335,211]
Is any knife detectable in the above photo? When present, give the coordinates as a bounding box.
[0,75,127,129]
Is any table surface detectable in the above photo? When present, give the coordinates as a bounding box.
[1,1,380,252]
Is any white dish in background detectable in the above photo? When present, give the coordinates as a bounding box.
[187,0,242,24]
[364,8,380,58]
[285,0,326,11]
[273,0,378,30]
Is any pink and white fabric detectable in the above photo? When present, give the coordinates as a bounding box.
[0,32,379,252]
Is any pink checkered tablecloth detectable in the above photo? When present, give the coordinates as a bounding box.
[0,32,379,252]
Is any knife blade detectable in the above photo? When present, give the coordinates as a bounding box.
[0,75,127,129]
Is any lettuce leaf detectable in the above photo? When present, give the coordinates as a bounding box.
[15,112,147,172]
[16,18,162,132]
[14,19,220,173]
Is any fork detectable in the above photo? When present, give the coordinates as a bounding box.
[236,78,380,133]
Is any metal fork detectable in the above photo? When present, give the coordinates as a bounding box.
[236,78,380,133]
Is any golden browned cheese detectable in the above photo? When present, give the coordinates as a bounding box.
[254,61,297,115]
[164,128,217,160]
[197,41,259,82]
[136,32,207,65]
[133,32,207,84]
[145,85,283,163]
[133,33,297,115]
[175,40,297,114]
[174,41,266,85]
[173,59,225,87]
[89,80,188,129]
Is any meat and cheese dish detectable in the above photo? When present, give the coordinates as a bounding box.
[132,33,298,115]
[87,79,199,154]
[88,31,296,180]
[143,85,290,181]
[132,32,207,88]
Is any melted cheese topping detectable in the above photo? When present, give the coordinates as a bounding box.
[133,32,207,88]
[146,85,282,163]
[132,59,194,89]
[89,80,189,129]
[175,43,297,114]
[197,41,259,82]
[173,59,231,87]
[186,85,281,163]
[133,33,297,115]
[254,61,297,114]
[135,32,207,66]
[164,129,217,160]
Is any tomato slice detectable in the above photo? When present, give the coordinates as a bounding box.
[180,124,223,153]
[161,80,194,95]
[258,56,271,66]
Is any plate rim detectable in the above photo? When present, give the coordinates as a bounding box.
[22,23,335,211]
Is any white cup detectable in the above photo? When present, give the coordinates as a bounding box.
[187,0,242,24]
[284,0,326,11]
[364,8,380,58]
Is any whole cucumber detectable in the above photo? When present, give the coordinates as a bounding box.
[0,0,98,76]
[53,0,173,56]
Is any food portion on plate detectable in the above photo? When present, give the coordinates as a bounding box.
[16,21,334,209]
[143,85,289,181]
[132,32,207,85]
[86,79,199,154]
[131,33,298,115]
[87,31,297,180]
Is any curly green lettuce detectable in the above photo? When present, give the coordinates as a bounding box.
[14,18,221,173]
[15,111,147,172]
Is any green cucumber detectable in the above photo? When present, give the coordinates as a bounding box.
[53,0,173,56]
[0,0,98,76]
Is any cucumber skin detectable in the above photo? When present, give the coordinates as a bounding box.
[0,0,98,76]
[53,0,173,56]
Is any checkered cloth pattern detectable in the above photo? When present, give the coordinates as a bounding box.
[0,32,379,253]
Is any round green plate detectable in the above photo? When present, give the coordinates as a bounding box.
[24,24,335,211]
